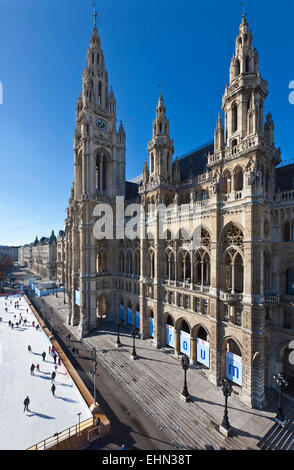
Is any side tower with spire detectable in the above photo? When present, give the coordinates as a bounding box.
[66,8,126,337]
[207,13,281,408]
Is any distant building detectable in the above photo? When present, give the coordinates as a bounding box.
[0,246,19,262]
[19,231,60,280]
[57,230,66,285]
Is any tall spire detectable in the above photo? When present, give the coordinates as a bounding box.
[92,2,97,30]
[241,1,246,22]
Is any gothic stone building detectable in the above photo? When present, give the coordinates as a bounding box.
[65,14,294,408]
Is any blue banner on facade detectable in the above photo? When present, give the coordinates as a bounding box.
[149,317,154,337]
[136,311,140,329]
[120,304,125,321]
[127,308,133,325]
[74,290,80,306]
[180,330,191,357]
[166,324,175,348]
[197,338,210,368]
[226,351,242,386]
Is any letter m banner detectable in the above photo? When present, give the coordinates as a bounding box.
[226,351,242,386]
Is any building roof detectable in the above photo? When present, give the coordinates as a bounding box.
[125,181,139,201]
[276,163,294,192]
[175,141,214,182]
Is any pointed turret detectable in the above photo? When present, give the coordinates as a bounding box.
[214,113,224,151]
[222,15,268,147]
[173,157,180,184]
[264,112,275,147]
[147,93,174,183]
[82,12,109,111]
[142,158,149,185]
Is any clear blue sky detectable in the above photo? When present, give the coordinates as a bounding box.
[0,0,293,246]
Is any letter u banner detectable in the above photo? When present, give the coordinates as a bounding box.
[197,338,210,368]
[166,325,175,348]
[180,330,191,357]
[127,308,133,325]
[149,317,154,337]
[74,290,80,306]
[119,304,125,321]
[226,351,242,386]
[136,311,140,329]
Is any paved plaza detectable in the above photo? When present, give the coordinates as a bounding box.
[0,294,92,450]
[36,292,291,450]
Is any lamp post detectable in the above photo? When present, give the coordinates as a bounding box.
[273,373,288,426]
[115,318,123,347]
[180,355,190,402]
[63,286,66,304]
[50,306,54,335]
[40,298,45,322]
[90,347,97,406]
[219,378,233,436]
[77,412,81,435]
[130,326,138,359]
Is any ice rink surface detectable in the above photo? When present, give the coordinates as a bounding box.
[0,294,92,450]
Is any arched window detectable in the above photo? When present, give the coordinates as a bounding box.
[234,167,243,191]
[147,251,154,279]
[97,251,107,273]
[203,253,210,286]
[181,320,190,333]
[232,103,238,133]
[119,251,124,273]
[235,59,240,77]
[287,269,294,295]
[98,82,102,105]
[245,56,250,72]
[134,251,140,276]
[264,251,271,292]
[151,154,154,174]
[198,326,207,341]
[222,171,231,194]
[227,339,241,357]
[284,222,290,242]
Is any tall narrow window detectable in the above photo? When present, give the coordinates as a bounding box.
[151,154,154,174]
[232,103,238,133]
[284,223,290,242]
[98,82,102,105]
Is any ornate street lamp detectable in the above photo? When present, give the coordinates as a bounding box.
[180,355,190,402]
[273,373,288,426]
[219,378,233,436]
[130,326,138,359]
[115,318,123,347]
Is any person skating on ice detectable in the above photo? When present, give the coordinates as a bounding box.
[51,383,56,396]
[23,396,30,412]
[42,351,46,361]
[30,364,35,375]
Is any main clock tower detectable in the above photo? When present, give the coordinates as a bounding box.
[66,10,126,338]
[74,11,126,199]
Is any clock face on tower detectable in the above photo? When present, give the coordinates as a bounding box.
[96,118,107,131]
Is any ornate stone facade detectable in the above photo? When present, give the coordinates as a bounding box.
[65,14,294,408]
